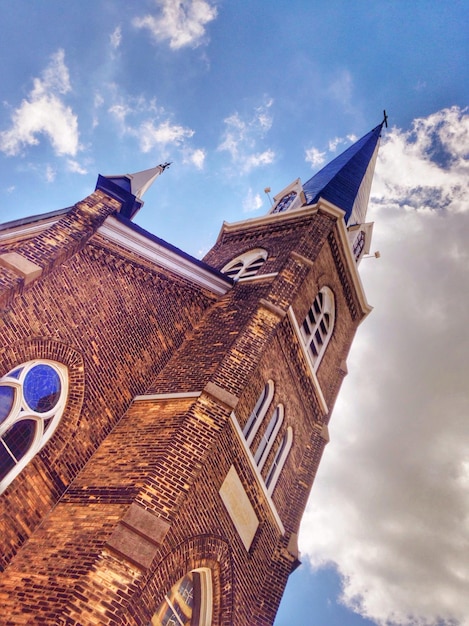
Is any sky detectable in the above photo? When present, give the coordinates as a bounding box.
[0,1,468,625]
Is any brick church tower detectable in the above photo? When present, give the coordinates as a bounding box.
[0,122,383,625]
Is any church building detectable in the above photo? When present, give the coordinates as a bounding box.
[0,121,383,625]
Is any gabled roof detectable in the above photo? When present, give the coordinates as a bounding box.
[303,122,384,225]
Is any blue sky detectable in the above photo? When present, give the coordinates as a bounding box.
[1,2,468,625]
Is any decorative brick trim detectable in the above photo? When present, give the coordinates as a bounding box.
[328,231,360,321]
[320,424,330,442]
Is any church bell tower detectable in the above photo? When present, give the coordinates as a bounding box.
[0,122,384,624]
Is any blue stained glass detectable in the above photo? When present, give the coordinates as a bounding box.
[24,365,61,413]
[0,386,15,425]
[9,368,23,380]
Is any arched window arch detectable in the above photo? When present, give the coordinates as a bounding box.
[243,380,274,446]
[150,568,212,626]
[0,360,68,494]
[222,248,268,280]
[265,426,293,494]
[253,404,284,471]
[300,286,335,370]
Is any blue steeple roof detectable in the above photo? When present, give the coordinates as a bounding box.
[303,122,384,224]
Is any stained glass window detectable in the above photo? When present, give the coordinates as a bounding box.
[150,570,212,626]
[24,364,61,413]
[0,387,15,424]
[0,360,68,493]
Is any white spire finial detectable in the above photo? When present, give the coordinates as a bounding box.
[129,162,171,199]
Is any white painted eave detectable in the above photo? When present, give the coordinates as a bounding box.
[97,216,232,296]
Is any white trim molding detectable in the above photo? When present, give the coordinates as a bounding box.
[97,216,232,296]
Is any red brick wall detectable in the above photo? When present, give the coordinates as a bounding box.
[0,205,367,625]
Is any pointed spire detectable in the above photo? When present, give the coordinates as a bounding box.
[302,122,384,225]
[128,163,171,199]
[95,163,171,220]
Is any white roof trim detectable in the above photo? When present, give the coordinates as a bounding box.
[97,216,231,296]
[0,215,63,243]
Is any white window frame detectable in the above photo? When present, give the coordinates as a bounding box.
[253,404,284,471]
[265,426,293,494]
[300,286,335,370]
[242,380,274,446]
[0,360,68,494]
[222,248,268,281]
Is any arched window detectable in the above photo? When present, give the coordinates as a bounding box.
[150,568,212,626]
[300,286,335,369]
[243,380,274,446]
[253,404,284,471]
[265,427,293,494]
[0,360,68,494]
[222,248,268,280]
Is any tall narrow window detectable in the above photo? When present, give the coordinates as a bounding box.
[265,427,293,494]
[222,248,268,280]
[243,380,274,446]
[300,286,335,370]
[0,360,68,494]
[253,404,284,471]
[254,404,283,471]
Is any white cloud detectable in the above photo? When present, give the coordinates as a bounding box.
[218,99,275,173]
[300,106,469,626]
[110,26,122,49]
[45,165,56,182]
[0,49,79,157]
[138,120,194,153]
[305,146,326,167]
[107,94,196,158]
[242,187,264,212]
[243,149,275,172]
[67,159,88,175]
[328,136,344,152]
[183,147,206,169]
[133,0,217,50]
[327,68,354,107]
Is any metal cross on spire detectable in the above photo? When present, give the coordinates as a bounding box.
[383,109,389,128]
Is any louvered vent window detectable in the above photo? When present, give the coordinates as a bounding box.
[222,249,268,281]
[353,230,366,261]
